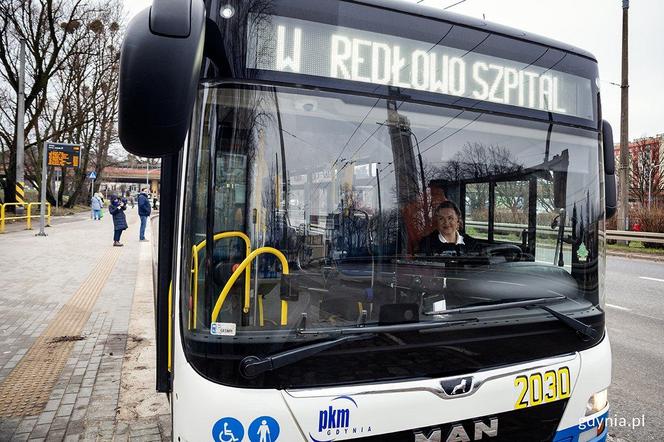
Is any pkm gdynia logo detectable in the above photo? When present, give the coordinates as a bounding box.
[309,396,372,442]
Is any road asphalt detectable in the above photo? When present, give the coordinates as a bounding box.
[604,256,664,442]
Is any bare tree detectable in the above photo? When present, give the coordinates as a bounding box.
[629,137,662,206]
[0,0,124,205]
[59,5,123,207]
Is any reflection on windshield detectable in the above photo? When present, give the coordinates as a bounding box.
[182,85,601,337]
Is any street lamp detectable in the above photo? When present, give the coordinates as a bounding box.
[648,163,663,209]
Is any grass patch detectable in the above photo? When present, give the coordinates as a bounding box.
[607,241,664,255]
[51,204,90,217]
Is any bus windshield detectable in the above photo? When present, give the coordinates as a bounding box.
[180,83,603,388]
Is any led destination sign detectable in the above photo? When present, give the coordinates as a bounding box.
[248,15,593,119]
[47,142,81,168]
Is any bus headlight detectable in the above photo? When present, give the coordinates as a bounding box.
[585,389,608,415]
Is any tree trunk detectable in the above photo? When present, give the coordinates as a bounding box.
[4,148,18,206]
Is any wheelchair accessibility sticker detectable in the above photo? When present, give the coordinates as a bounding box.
[212,416,280,442]
[212,417,244,442]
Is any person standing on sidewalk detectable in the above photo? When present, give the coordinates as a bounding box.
[98,193,105,219]
[137,188,152,241]
[109,196,128,246]
[91,193,103,220]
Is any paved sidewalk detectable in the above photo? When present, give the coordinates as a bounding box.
[0,210,170,441]
[0,209,92,235]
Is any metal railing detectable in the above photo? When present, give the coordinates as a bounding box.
[605,230,664,244]
[466,220,664,245]
[465,220,568,238]
[0,202,51,233]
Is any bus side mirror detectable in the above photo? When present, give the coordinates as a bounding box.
[119,0,206,157]
[602,120,617,219]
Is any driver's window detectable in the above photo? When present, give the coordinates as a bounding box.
[465,183,489,240]
[495,180,529,244]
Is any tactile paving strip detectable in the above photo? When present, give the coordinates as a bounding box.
[0,247,121,417]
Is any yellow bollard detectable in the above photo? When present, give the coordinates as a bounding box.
[47,203,51,227]
[26,204,32,230]
[0,204,5,233]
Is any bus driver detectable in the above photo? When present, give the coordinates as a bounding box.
[418,201,476,255]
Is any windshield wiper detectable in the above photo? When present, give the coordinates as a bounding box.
[296,317,479,336]
[533,304,599,340]
[239,317,478,378]
[424,295,567,315]
[424,295,598,340]
[240,334,374,378]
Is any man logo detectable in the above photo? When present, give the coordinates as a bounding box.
[440,376,473,396]
[452,379,467,395]
[414,418,498,442]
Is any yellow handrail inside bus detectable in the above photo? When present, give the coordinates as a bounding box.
[281,300,288,326]
[258,295,289,327]
[190,245,197,330]
[191,231,251,329]
[258,295,264,326]
[211,247,289,324]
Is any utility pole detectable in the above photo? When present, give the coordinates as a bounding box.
[36,142,48,237]
[15,39,26,213]
[617,0,630,231]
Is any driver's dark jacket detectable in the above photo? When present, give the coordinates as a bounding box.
[418,230,480,255]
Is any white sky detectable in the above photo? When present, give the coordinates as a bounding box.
[123,0,663,140]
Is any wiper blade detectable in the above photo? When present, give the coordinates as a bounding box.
[424,295,598,340]
[296,318,479,336]
[424,295,567,315]
[239,334,374,378]
[534,305,599,340]
[240,318,478,378]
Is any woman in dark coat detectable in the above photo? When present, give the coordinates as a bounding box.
[109,196,128,246]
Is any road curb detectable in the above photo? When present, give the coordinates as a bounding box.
[607,250,664,262]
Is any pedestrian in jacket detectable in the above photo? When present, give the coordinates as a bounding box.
[97,193,105,218]
[91,194,103,220]
[109,196,128,246]
[137,188,152,241]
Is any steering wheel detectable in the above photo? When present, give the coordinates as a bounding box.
[481,244,522,261]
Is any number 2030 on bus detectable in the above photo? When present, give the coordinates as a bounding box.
[514,367,571,409]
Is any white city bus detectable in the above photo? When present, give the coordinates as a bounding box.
[119,1,616,441]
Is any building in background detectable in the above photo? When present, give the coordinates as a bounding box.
[99,166,160,198]
[614,133,664,208]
